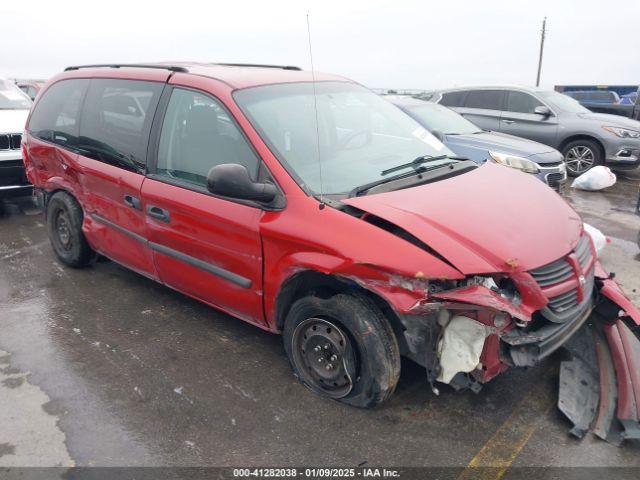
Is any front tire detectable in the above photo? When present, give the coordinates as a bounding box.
[283,294,401,408]
[46,191,95,268]
[562,139,603,177]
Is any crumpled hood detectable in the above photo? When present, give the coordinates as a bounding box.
[343,162,583,275]
[0,109,29,134]
[577,112,640,130]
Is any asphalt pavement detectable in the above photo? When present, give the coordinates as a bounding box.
[0,176,639,473]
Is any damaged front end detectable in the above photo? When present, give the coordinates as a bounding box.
[391,233,640,444]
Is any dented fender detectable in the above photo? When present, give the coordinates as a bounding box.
[430,285,531,322]
[600,278,640,326]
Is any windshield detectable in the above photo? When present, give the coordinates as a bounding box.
[0,79,32,110]
[538,91,590,114]
[234,82,456,195]
[404,103,482,135]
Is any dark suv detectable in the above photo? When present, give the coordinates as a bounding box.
[22,64,640,441]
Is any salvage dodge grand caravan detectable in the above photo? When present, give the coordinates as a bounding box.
[23,63,640,443]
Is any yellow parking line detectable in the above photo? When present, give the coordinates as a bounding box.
[457,373,556,480]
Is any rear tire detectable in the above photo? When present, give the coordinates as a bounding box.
[562,139,603,177]
[283,293,401,408]
[46,191,95,268]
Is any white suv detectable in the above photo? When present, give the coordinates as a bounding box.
[0,78,32,197]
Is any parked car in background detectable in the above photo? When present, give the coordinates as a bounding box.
[386,96,567,191]
[430,86,640,176]
[15,80,45,101]
[563,90,620,104]
[620,92,638,105]
[583,87,640,121]
[21,64,640,442]
[0,78,32,198]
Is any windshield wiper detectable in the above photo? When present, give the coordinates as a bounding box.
[381,154,462,176]
[350,161,456,198]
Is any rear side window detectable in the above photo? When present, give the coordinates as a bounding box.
[28,79,89,149]
[79,79,163,172]
[464,90,505,110]
[156,88,260,188]
[506,91,544,114]
[590,91,615,102]
[439,91,467,107]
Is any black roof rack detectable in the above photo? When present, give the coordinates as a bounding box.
[214,63,301,71]
[64,63,188,73]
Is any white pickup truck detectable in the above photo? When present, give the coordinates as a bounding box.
[0,78,32,198]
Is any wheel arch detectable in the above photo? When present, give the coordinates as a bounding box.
[558,134,605,157]
[44,187,75,209]
[274,270,407,350]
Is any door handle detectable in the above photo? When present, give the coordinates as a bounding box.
[146,205,170,223]
[502,119,515,124]
[123,195,141,210]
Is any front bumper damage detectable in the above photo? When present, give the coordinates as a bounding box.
[559,317,640,444]
[393,261,640,445]
[558,275,640,445]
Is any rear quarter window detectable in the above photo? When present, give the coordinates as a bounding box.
[28,79,89,149]
[463,90,505,110]
[439,91,467,107]
[79,79,163,172]
[591,91,615,102]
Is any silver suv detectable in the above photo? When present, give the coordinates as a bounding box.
[429,86,640,176]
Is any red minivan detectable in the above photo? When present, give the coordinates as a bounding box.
[23,63,640,443]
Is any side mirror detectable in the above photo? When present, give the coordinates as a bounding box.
[431,129,445,142]
[534,105,551,116]
[207,163,277,203]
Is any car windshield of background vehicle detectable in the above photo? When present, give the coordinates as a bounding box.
[539,91,590,113]
[407,104,482,135]
[0,79,32,109]
[234,82,456,195]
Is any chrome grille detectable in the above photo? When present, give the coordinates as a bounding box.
[575,234,590,268]
[529,235,595,321]
[547,288,578,312]
[0,133,22,150]
[10,134,21,150]
[529,256,573,287]
[546,172,565,188]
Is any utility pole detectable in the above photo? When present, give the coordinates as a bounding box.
[536,17,547,87]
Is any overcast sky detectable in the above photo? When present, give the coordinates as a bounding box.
[1,0,638,90]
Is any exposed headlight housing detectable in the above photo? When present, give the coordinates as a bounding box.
[603,126,640,139]
[489,151,540,174]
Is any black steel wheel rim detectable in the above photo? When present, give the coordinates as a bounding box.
[291,317,357,399]
[54,209,73,251]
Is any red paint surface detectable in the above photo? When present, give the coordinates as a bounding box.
[600,277,640,326]
[344,162,583,274]
[604,321,640,422]
[141,177,265,325]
